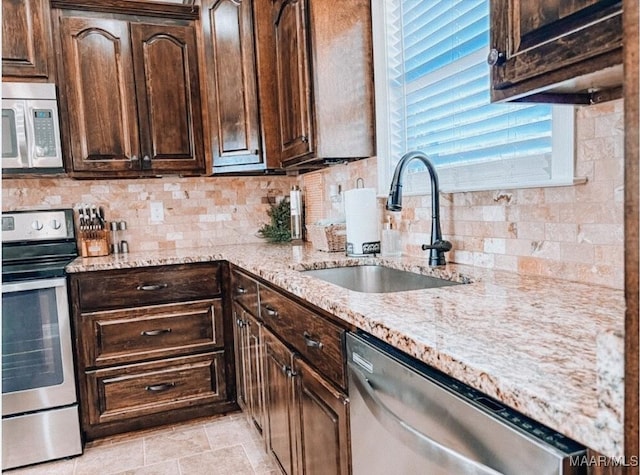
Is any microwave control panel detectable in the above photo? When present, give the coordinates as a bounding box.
[33,109,57,157]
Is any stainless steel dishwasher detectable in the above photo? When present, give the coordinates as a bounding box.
[346,332,587,475]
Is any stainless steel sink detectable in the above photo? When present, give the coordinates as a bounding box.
[301,265,462,293]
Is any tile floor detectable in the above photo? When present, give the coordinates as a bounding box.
[7,412,279,475]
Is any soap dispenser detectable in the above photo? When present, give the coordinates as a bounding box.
[381,216,402,257]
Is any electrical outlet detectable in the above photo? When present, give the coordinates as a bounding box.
[150,201,164,222]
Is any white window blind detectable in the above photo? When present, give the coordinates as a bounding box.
[373,0,575,194]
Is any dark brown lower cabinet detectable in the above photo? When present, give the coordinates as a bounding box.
[295,357,350,475]
[69,263,236,441]
[231,266,351,474]
[262,327,350,475]
[233,304,266,436]
[264,329,299,475]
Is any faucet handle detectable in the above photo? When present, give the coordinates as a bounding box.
[422,240,452,252]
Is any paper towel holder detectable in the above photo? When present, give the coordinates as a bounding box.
[344,181,380,257]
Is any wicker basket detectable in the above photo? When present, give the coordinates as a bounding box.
[306,223,346,252]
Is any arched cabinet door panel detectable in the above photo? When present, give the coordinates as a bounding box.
[272,0,314,164]
[202,0,264,172]
[52,0,205,177]
[131,24,204,172]
[59,17,140,172]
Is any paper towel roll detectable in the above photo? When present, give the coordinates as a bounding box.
[344,187,380,256]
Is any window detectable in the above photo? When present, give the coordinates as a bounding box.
[373,0,575,195]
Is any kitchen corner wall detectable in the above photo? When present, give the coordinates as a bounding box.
[2,175,295,251]
[302,99,624,290]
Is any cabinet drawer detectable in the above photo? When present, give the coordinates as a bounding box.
[259,285,346,389]
[85,352,226,425]
[76,263,221,311]
[80,300,224,368]
[231,268,259,316]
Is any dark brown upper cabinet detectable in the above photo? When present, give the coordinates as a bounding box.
[2,0,53,80]
[489,0,623,104]
[201,0,270,174]
[52,0,205,177]
[255,0,375,169]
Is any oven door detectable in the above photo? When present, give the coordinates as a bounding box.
[2,277,77,415]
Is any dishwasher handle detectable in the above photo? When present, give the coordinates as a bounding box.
[349,365,504,475]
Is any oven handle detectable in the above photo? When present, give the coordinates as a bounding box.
[349,365,503,475]
[1,276,67,293]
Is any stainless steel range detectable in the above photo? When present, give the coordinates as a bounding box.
[2,209,83,470]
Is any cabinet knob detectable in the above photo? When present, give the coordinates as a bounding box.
[301,135,308,143]
[236,286,247,295]
[487,48,506,66]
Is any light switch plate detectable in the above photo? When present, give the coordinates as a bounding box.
[150,201,164,222]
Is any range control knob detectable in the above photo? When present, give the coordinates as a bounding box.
[31,220,44,231]
[50,219,62,230]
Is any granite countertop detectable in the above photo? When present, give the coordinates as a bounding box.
[67,243,625,458]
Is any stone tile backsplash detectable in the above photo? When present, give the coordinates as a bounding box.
[2,100,623,288]
[301,100,624,289]
[2,175,296,252]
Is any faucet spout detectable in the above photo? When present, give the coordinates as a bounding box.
[386,151,451,266]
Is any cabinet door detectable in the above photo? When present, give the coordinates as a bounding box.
[264,329,299,475]
[202,0,263,171]
[246,311,266,436]
[2,0,50,78]
[490,0,623,102]
[272,0,313,164]
[233,305,249,411]
[58,16,141,172]
[295,357,350,475]
[130,23,205,173]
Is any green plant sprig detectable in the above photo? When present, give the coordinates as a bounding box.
[257,197,292,243]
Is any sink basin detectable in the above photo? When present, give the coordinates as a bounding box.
[301,265,462,293]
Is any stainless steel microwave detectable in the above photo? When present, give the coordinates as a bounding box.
[2,82,63,172]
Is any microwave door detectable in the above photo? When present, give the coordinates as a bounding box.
[2,101,28,169]
[25,99,63,169]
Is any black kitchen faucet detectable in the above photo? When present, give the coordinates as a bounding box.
[386,150,452,266]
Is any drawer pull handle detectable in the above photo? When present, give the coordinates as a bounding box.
[145,382,175,392]
[263,304,279,318]
[303,332,324,350]
[141,328,172,336]
[137,283,168,291]
[236,286,247,295]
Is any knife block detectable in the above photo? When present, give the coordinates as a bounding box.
[79,229,110,257]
